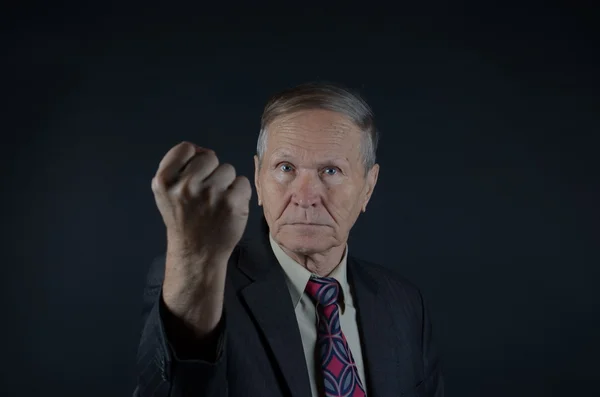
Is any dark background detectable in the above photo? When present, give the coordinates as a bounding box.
[3,2,599,396]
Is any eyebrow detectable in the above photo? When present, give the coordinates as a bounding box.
[270,151,350,167]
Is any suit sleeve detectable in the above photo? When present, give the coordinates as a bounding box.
[134,255,228,396]
[419,290,445,397]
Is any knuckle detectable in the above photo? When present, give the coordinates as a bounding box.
[172,181,194,201]
[242,183,252,198]
[177,141,198,158]
[239,176,251,188]
[227,164,240,181]
[179,141,195,150]
[151,175,167,192]
[193,150,219,171]
[221,163,236,177]
[207,152,220,169]
[170,182,185,198]
[223,191,239,210]
[200,150,218,164]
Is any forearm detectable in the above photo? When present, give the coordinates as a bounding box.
[161,252,228,339]
[135,293,229,396]
[135,252,229,397]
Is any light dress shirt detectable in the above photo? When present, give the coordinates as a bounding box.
[269,234,367,397]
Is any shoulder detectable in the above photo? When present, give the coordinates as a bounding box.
[350,255,425,305]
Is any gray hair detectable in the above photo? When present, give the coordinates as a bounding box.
[256,82,379,173]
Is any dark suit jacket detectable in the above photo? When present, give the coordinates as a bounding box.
[134,222,444,396]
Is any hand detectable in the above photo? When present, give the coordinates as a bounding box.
[152,141,252,263]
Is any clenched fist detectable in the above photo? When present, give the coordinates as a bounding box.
[152,142,252,262]
[151,141,252,336]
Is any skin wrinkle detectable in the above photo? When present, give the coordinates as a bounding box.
[254,109,379,276]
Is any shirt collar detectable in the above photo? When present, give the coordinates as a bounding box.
[269,233,350,311]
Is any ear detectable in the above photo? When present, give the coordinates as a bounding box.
[361,163,379,212]
[253,155,262,206]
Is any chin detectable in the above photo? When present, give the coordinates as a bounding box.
[275,225,337,255]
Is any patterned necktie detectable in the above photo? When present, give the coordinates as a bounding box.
[305,276,367,397]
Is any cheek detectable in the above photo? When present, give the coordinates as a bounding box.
[262,180,287,207]
[326,186,361,218]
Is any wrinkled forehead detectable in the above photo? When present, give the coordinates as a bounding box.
[268,109,357,133]
[265,109,363,155]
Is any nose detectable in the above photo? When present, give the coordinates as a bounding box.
[291,171,322,208]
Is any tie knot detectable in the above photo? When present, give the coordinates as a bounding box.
[305,276,340,306]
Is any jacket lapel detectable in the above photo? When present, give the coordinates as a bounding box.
[236,223,312,397]
[235,218,410,396]
[348,257,404,396]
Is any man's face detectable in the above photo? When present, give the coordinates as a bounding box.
[254,109,379,255]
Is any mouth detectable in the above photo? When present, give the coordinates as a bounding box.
[286,223,329,227]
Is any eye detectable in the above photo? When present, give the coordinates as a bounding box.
[279,163,293,172]
[323,167,338,176]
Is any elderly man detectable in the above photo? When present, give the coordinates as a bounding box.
[134,82,444,396]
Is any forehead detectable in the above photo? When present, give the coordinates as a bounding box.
[266,109,362,154]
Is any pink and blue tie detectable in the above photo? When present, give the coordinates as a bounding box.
[305,276,367,397]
